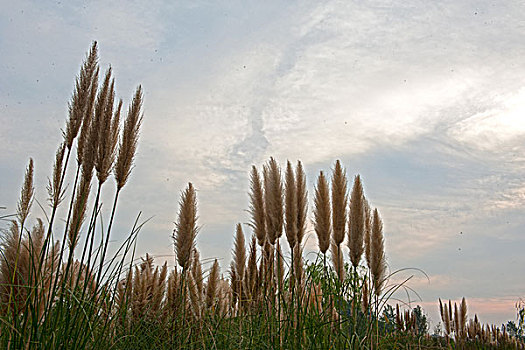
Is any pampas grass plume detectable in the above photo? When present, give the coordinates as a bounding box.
[314,171,330,254]
[65,41,98,150]
[249,165,266,246]
[233,223,246,285]
[47,143,66,208]
[115,85,143,190]
[331,160,347,246]
[295,160,307,246]
[285,160,297,250]
[173,182,198,272]
[245,235,257,301]
[370,208,386,296]
[206,259,220,308]
[192,248,203,296]
[17,158,34,227]
[348,174,365,268]
[96,78,121,185]
[460,297,468,336]
[263,157,283,245]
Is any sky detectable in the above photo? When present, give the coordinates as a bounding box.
[2,0,525,329]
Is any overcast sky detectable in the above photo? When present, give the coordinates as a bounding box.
[2,0,525,329]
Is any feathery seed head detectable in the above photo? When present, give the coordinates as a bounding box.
[348,174,365,267]
[206,259,220,308]
[460,297,468,336]
[314,171,331,254]
[96,74,120,184]
[65,41,98,149]
[81,67,112,176]
[295,160,308,245]
[0,219,58,316]
[173,182,198,272]
[232,223,246,285]
[263,157,283,245]
[92,67,113,134]
[370,208,386,296]
[115,85,143,190]
[76,65,100,166]
[443,303,451,335]
[331,160,347,246]
[166,269,180,313]
[285,160,297,249]
[249,165,266,246]
[17,158,34,226]
[29,218,45,258]
[151,262,168,315]
[0,221,23,312]
[246,235,258,300]
[47,143,66,208]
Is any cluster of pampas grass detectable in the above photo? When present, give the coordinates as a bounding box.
[3,43,523,350]
[151,157,396,349]
[0,42,144,349]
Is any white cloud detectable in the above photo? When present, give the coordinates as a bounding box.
[449,87,525,151]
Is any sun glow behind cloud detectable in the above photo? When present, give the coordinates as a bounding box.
[450,87,525,151]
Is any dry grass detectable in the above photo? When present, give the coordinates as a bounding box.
[263,157,283,246]
[348,174,365,268]
[65,41,98,150]
[314,171,331,255]
[284,160,297,250]
[249,166,266,247]
[16,159,34,227]
[331,160,347,246]
[331,160,347,281]
[370,208,386,296]
[205,259,219,309]
[232,223,246,308]
[173,183,198,272]
[295,160,307,247]
[47,144,66,209]
[115,85,143,191]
